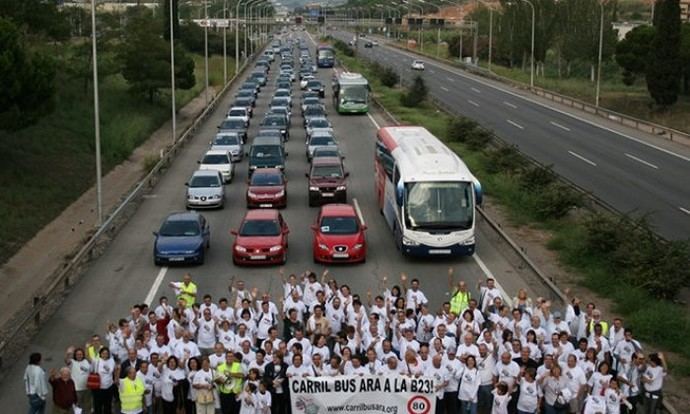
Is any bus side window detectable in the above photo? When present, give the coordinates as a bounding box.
[375,141,394,179]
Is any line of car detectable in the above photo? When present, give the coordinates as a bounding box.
[153,33,367,267]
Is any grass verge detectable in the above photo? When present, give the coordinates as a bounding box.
[335,45,690,376]
[0,54,234,265]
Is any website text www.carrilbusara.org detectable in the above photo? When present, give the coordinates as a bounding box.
[326,403,398,414]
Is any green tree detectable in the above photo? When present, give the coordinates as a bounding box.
[615,25,655,85]
[400,75,428,107]
[646,0,682,106]
[681,23,690,94]
[0,18,56,130]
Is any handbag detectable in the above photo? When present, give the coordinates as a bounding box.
[87,361,101,390]
[197,388,214,404]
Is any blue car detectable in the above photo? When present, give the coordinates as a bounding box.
[153,212,210,265]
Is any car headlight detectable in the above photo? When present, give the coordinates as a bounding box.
[276,190,285,197]
[309,186,319,191]
[275,165,284,170]
[235,245,247,252]
[336,186,346,191]
[353,243,364,250]
[461,237,475,246]
[187,194,194,200]
[214,194,223,199]
[269,245,282,252]
[250,165,257,170]
[247,191,257,197]
[402,236,420,246]
[318,243,329,251]
[184,250,195,254]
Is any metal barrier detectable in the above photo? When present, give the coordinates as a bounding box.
[0,50,261,369]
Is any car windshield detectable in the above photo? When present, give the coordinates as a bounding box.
[202,154,229,164]
[305,107,324,116]
[262,117,285,127]
[220,120,244,129]
[228,110,245,117]
[213,135,239,145]
[319,216,358,234]
[190,175,221,188]
[304,98,320,105]
[404,181,474,230]
[310,119,330,128]
[250,146,281,159]
[250,173,283,186]
[341,85,368,104]
[314,148,339,158]
[251,72,264,79]
[310,136,335,146]
[159,220,200,237]
[275,90,289,97]
[307,81,322,88]
[237,91,252,97]
[240,219,281,236]
[312,164,343,178]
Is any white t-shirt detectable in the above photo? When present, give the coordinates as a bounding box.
[256,390,272,414]
[286,364,312,378]
[493,361,520,390]
[604,388,622,414]
[563,365,587,396]
[68,359,90,391]
[160,367,186,402]
[643,365,665,392]
[406,289,428,310]
[426,365,449,399]
[457,367,480,403]
[197,318,217,349]
[516,378,540,413]
[588,372,612,396]
[491,391,511,414]
[93,358,115,389]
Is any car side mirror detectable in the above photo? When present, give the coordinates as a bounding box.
[185,183,189,186]
[361,225,368,231]
[152,231,158,236]
[305,172,309,178]
[230,229,238,236]
[345,172,350,177]
[310,225,318,231]
[284,228,290,234]
[197,160,201,164]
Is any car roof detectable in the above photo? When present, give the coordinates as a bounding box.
[310,130,334,139]
[251,167,282,176]
[311,156,342,166]
[243,209,280,220]
[192,169,222,178]
[253,136,282,145]
[320,203,357,217]
[313,145,340,152]
[228,106,247,112]
[204,149,230,156]
[166,211,202,222]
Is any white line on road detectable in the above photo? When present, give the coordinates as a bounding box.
[507,120,524,130]
[680,207,690,215]
[568,151,597,167]
[144,266,168,304]
[471,87,481,93]
[367,112,381,129]
[550,121,571,131]
[440,86,449,92]
[353,198,366,227]
[503,101,517,109]
[429,70,436,74]
[446,77,455,82]
[624,153,659,169]
[467,100,480,107]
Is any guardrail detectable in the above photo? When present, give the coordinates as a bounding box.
[361,31,690,148]
[0,50,260,370]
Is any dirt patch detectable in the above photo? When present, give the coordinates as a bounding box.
[481,199,689,409]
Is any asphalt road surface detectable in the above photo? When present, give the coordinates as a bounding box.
[0,31,543,411]
[330,30,690,241]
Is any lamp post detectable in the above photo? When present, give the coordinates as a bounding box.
[417,0,442,57]
[509,0,535,88]
[595,0,605,107]
[235,0,246,74]
[169,0,177,144]
[203,0,209,105]
[90,0,103,225]
[476,0,494,71]
[223,0,228,84]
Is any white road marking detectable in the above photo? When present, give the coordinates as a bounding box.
[680,207,690,215]
[440,86,449,92]
[550,121,571,131]
[503,101,517,109]
[446,77,455,82]
[624,153,659,169]
[367,112,381,129]
[353,198,366,226]
[568,151,597,167]
[467,100,480,107]
[429,69,436,74]
[471,87,481,93]
[507,120,524,130]
[144,266,168,305]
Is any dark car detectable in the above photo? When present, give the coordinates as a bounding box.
[306,79,325,98]
[235,90,256,107]
[218,118,248,143]
[153,212,210,265]
[249,71,267,86]
[306,157,349,206]
[260,114,289,142]
[303,104,327,127]
[364,41,373,48]
[232,97,254,117]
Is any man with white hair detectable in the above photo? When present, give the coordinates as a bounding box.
[48,366,77,414]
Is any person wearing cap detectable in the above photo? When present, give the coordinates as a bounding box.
[548,311,571,339]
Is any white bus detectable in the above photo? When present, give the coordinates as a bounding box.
[374,126,483,257]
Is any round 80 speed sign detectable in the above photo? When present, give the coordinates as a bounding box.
[407,396,431,414]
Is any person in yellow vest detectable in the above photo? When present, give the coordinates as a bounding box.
[119,367,145,414]
[215,352,244,414]
[586,309,609,337]
[169,273,197,309]
[449,277,471,317]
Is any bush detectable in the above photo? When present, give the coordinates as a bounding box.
[379,66,398,88]
[581,213,628,257]
[465,128,492,151]
[518,165,557,191]
[533,183,583,220]
[485,146,524,174]
[446,117,478,142]
[400,75,427,107]
[333,39,354,57]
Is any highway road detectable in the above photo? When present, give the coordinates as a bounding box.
[331,30,690,241]
[0,31,539,410]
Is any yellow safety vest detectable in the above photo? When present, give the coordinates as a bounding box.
[588,320,609,337]
[178,282,197,308]
[450,291,471,315]
[120,377,145,412]
[216,362,243,394]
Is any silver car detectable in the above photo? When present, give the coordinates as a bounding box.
[198,149,234,183]
[210,133,243,162]
[306,117,333,138]
[306,131,337,160]
[186,170,225,209]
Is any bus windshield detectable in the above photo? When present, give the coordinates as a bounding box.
[318,49,334,59]
[340,85,368,104]
[404,181,473,230]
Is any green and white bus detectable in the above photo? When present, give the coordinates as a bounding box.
[332,72,369,114]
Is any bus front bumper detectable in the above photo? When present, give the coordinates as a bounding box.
[401,242,475,257]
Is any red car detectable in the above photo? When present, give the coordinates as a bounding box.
[231,209,289,265]
[311,204,367,264]
[246,168,287,208]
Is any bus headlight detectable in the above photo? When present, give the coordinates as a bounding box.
[402,236,419,246]
[461,237,475,246]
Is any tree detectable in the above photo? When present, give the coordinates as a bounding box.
[615,25,655,85]
[681,23,690,94]
[646,0,682,106]
[120,12,194,102]
[0,18,56,130]
[400,75,428,107]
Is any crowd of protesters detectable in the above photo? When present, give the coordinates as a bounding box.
[23,268,668,414]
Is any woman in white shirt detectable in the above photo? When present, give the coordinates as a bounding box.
[539,364,570,414]
[65,347,91,414]
[91,347,117,414]
[237,383,258,414]
[185,357,200,413]
[158,356,187,414]
[193,358,216,414]
[588,361,612,397]
[457,355,481,414]
[402,350,424,377]
[516,368,540,414]
[642,353,667,414]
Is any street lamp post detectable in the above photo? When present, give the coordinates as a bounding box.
[417,0,442,57]
[223,0,228,84]
[595,0,605,107]
[169,0,177,144]
[204,0,209,105]
[513,0,535,88]
[235,0,246,74]
[90,0,103,225]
